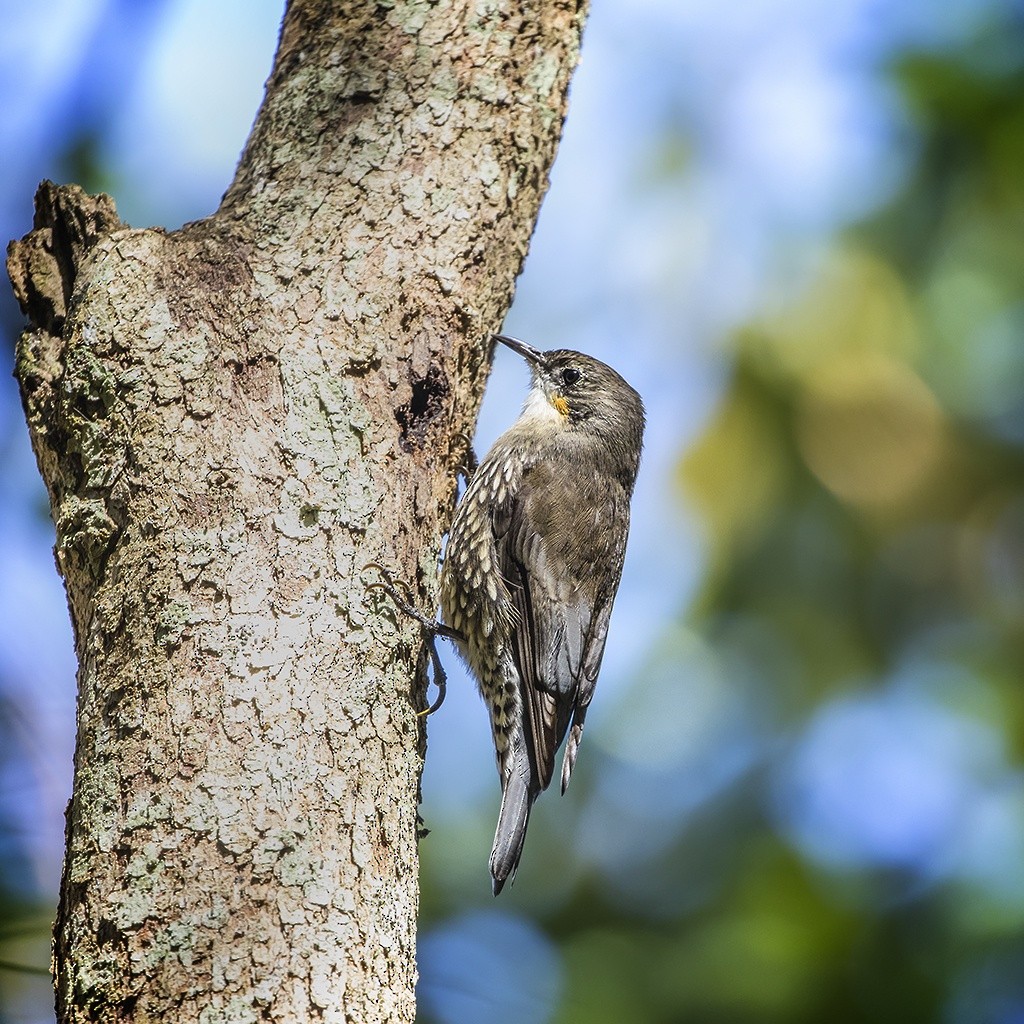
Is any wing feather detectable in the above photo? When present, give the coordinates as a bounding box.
[493,460,630,794]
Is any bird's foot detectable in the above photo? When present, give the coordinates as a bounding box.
[452,430,479,483]
[362,562,464,715]
[362,562,463,640]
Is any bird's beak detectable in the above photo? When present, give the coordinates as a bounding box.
[493,334,547,367]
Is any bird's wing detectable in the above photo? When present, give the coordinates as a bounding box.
[493,460,629,793]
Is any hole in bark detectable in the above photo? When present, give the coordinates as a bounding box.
[117,995,139,1017]
[396,364,449,451]
[300,504,319,527]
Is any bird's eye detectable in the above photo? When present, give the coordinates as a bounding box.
[561,367,582,386]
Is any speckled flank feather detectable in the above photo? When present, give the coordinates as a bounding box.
[441,339,644,893]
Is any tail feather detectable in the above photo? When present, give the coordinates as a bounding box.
[560,722,584,794]
[489,770,535,895]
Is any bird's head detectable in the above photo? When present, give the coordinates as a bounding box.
[493,334,645,471]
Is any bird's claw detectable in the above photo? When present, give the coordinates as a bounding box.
[452,431,479,482]
[362,561,457,715]
[362,562,424,624]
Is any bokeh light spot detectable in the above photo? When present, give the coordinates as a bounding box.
[418,911,562,1024]
[775,687,1001,874]
[797,352,944,508]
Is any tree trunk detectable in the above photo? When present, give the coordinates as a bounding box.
[5,1,587,1020]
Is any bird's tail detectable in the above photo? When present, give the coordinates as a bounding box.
[489,768,536,895]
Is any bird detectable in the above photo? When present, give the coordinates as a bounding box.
[441,333,644,894]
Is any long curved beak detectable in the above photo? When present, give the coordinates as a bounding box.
[492,333,546,366]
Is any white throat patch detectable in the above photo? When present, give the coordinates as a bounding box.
[518,384,564,426]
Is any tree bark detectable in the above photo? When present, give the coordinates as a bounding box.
[6,1,587,1020]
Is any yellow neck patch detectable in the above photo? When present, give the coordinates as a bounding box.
[552,395,570,418]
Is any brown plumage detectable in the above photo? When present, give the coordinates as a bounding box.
[441,334,644,894]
